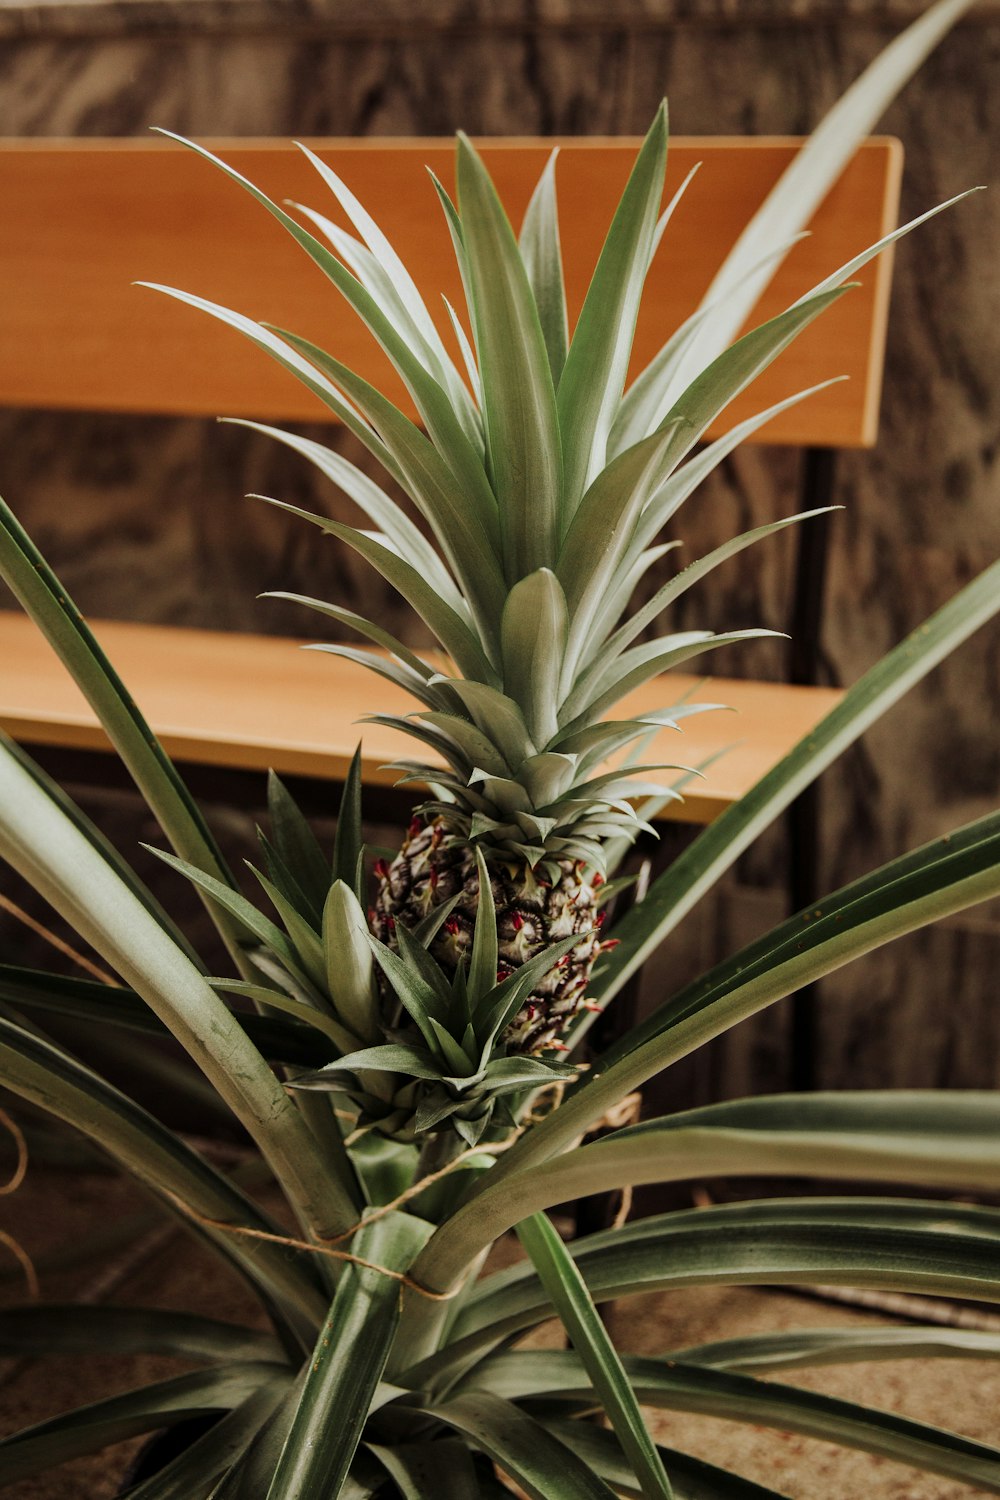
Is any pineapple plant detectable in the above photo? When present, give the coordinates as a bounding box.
[144,104,965,1068]
[4,5,1000,1496]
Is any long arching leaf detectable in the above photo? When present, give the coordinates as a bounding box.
[516,1211,674,1500]
[657,0,978,409]
[0,1364,289,1487]
[0,1305,284,1364]
[574,555,1000,1035]
[418,812,1000,1283]
[479,1091,1000,1239]
[0,1014,326,1329]
[0,740,356,1244]
[486,1354,1000,1495]
[409,1199,1000,1383]
[0,502,245,968]
[263,1214,431,1500]
[153,132,499,539]
[427,1392,618,1500]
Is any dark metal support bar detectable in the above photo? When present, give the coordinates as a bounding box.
[787,445,839,1092]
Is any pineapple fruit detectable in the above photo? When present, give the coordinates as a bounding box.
[372,817,608,1053]
[152,107,943,1068]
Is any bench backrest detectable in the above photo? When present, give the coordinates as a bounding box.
[0,135,901,448]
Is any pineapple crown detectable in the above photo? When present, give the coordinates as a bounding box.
[146,113,961,873]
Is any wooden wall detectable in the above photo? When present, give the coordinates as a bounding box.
[0,0,997,1094]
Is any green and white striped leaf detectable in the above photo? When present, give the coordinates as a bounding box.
[264,1214,431,1500]
[516,1211,674,1500]
[483,1353,1000,1494]
[260,505,492,681]
[0,734,204,969]
[557,103,668,513]
[561,629,781,730]
[0,1013,327,1329]
[271,328,505,632]
[265,593,446,691]
[676,1325,1000,1375]
[154,132,498,540]
[542,1420,790,1500]
[584,541,681,651]
[418,1199,1000,1380]
[456,132,564,576]
[292,174,481,453]
[500,568,569,747]
[0,1305,284,1364]
[227,419,462,608]
[417,1074,1000,1296]
[0,501,245,967]
[598,505,835,672]
[646,285,850,477]
[557,423,686,683]
[0,1364,289,1487]
[0,742,356,1246]
[622,377,844,580]
[427,1392,618,1500]
[661,0,979,405]
[568,556,1000,1043]
[502,1091,1000,1223]
[140,281,389,451]
[305,644,442,712]
[609,231,809,458]
[519,148,569,384]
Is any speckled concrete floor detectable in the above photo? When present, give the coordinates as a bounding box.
[2,1167,998,1498]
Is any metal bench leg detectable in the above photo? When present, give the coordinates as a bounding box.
[787,446,839,1092]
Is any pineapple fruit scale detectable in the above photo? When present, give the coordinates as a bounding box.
[373,816,608,1053]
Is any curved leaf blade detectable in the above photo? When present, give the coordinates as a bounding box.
[0,1363,287,1487]
[517,1211,674,1499]
[264,1214,431,1500]
[456,132,563,577]
[428,1391,619,1500]
[557,104,669,513]
[519,148,569,384]
[0,500,244,965]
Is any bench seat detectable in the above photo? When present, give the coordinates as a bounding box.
[0,611,842,826]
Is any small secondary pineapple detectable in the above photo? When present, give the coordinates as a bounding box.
[153,107,934,1055]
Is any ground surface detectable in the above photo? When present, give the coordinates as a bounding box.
[2,1164,999,1498]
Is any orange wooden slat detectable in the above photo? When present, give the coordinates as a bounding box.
[0,135,901,447]
[0,612,843,825]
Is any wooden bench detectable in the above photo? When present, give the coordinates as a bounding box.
[0,135,902,822]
